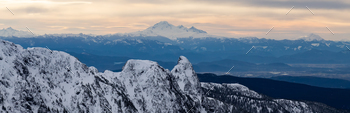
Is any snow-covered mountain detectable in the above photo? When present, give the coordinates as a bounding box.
[43,33,96,38]
[0,39,346,112]
[114,21,218,39]
[298,33,324,42]
[0,21,216,39]
[0,27,35,38]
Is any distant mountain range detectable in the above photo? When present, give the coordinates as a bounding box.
[0,21,335,42]
[59,50,350,72]
[227,49,350,64]
[270,76,350,89]
[1,21,350,64]
[0,21,213,39]
[2,21,350,76]
[0,27,34,37]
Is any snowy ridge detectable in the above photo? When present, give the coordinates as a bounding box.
[0,27,35,38]
[116,59,189,112]
[0,27,97,38]
[0,40,139,112]
[0,39,204,112]
[0,39,346,113]
[201,83,263,99]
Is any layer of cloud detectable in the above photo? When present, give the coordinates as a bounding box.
[191,0,350,9]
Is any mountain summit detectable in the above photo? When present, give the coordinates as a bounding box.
[299,33,324,41]
[116,21,214,39]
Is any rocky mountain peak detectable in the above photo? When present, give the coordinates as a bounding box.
[147,21,176,31]
[171,56,202,104]
[299,33,324,41]
[177,55,190,64]
[0,39,346,113]
[153,21,173,27]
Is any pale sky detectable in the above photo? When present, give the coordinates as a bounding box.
[1,0,350,40]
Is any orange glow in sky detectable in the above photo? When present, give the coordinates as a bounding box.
[1,0,350,40]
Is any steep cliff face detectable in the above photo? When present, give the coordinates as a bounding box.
[171,56,202,109]
[0,39,347,113]
[113,59,192,112]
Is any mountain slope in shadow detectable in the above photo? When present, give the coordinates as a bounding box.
[197,73,350,110]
